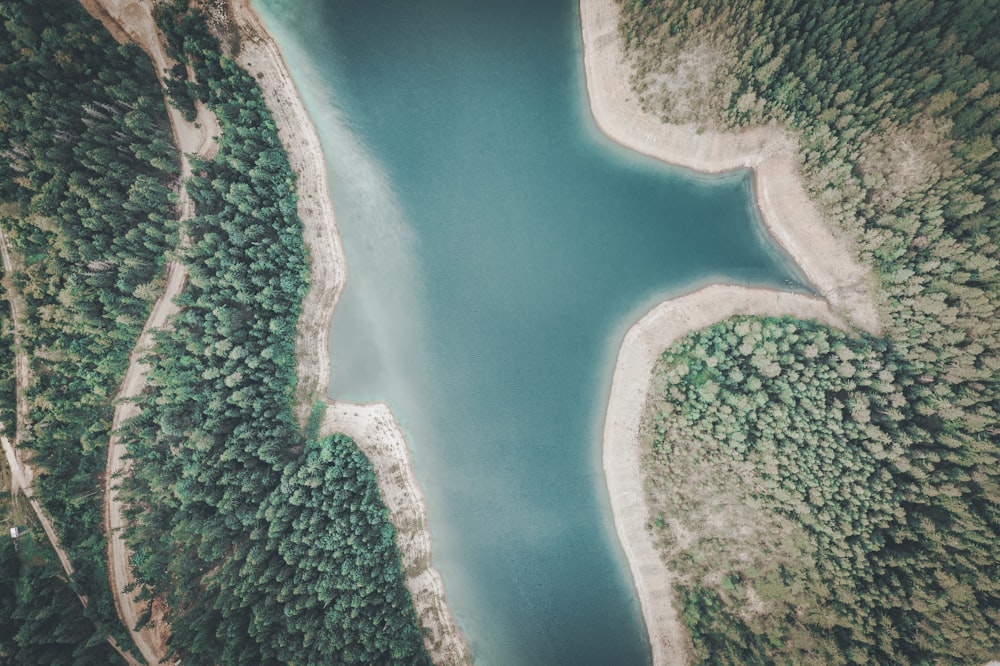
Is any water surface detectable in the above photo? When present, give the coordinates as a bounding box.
[253,1,810,663]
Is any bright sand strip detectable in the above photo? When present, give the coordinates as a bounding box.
[580,0,881,664]
[603,287,850,664]
[580,0,880,335]
[230,4,471,664]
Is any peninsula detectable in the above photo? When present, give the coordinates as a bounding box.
[581,0,880,661]
[591,0,999,663]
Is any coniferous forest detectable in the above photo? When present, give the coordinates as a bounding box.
[2,0,427,663]
[0,496,122,665]
[623,0,999,663]
[2,0,997,663]
[0,0,178,654]
[118,3,429,663]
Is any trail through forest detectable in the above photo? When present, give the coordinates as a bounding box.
[1,227,141,665]
[79,0,220,663]
[0,223,76,593]
[0,223,31,487]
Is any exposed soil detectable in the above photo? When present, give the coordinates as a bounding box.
[81,0,468,663]
[1,218,141,666]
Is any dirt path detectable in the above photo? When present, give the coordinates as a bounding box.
[0,436,79,591]
[102,232,186,663]
[1,434,141,666]
[77,1,220,663]
[78,1,467,663]
[0,226,32,488]
[0,225,84,585]
[1,229,141,664]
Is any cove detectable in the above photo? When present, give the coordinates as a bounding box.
[252,0,811,664]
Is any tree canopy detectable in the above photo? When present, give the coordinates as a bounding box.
[0,0,177,649]
[625,1,1000,662]
[119,4,430,662]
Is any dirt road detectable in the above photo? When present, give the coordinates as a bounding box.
[2,226,140,664]
[77,1,219,663]
[0,225,84,585]
[0,226,32,487]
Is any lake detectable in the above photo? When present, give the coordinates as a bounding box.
[253,0,810,663]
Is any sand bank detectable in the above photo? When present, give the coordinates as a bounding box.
[580,0,881,663]
[229,3,470,663]
[580,0,879,336]
[603,286,850,664]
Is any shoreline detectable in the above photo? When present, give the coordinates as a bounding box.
[579,1,880,664]
[579,0,880,336]
[229,3,471,664]
[602,286,852,664]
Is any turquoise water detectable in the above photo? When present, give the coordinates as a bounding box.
[253,1,811,663]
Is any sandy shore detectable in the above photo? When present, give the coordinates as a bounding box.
[580,0,880,336]
[603,286,850,664]
[580,0,880,663]
[229,4,470,664]
[79,1,876,663]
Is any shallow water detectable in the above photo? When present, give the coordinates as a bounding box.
[253,0,811,663]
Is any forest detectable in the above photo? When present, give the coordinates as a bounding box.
[1,0,427,662]
[0,0,178,656]
[117,2,430,663]
[1,495,123,665]
[622,0,999,663]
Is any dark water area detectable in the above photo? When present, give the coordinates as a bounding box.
[254,0,811,663]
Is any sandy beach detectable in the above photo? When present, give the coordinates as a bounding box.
[579,0,880,336]
[77,0,467,661]
[580,0,880,663]
[602,286,851,664]
[76,0,879,663]
[229,3,471,663]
